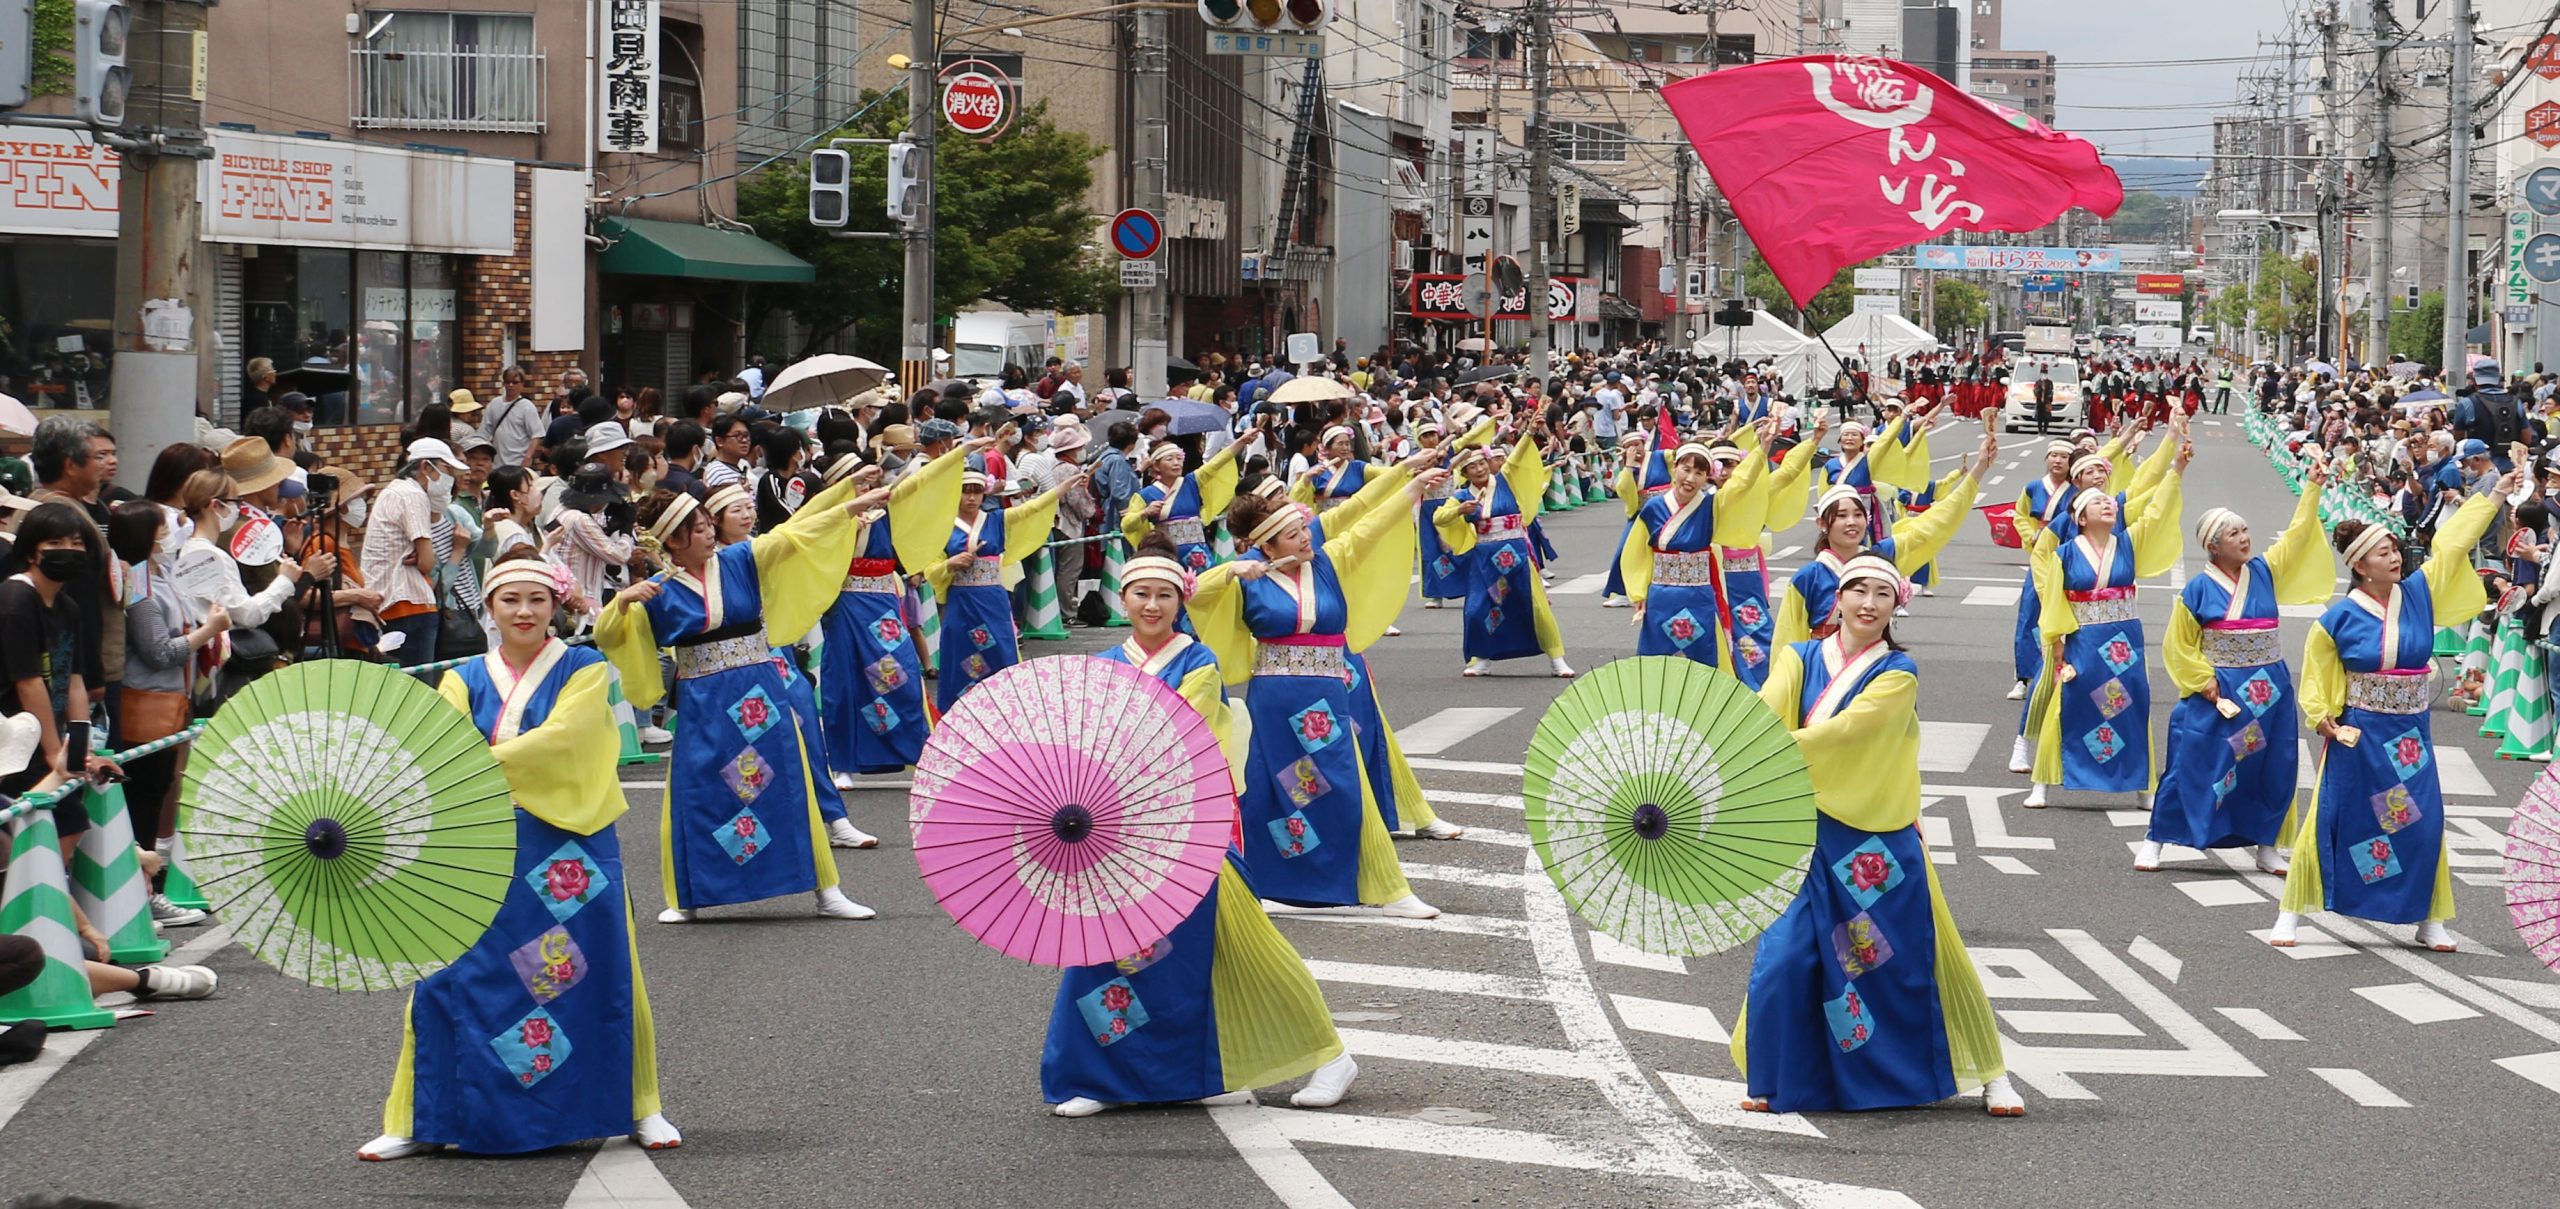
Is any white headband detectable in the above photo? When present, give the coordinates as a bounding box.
[1816,484,1864,517]
[646,492,700,544]
[2195,507,2244,552]
[1247,503,1306,549]
[1837,554,1901,593]
[2073,489,2117,520]
[1321,425,1353,447]
[2045,439,2076,455]
[2344,523,2396,566]
[1672,442,1715,466]
[484,559,572,601]
[2070,453,2110,480]
[703,484,750,517]
[1147,442,1187,465]
[1121,555,1192,596]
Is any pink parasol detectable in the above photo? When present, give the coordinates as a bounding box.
[2507,767,2560,972]
[909,656,1236,968]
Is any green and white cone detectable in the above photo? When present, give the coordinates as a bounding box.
[1022,546,1068,640]
[0,805,116,1029]
[2464,620,2495,716]
[2499,640,2553,760]
[2483,615,2525,737]
[605,664,664,766]
[70,783,166,965]
[1098,536,1131,627]
[1211,522,1238,565]
[915,585,943,673]
[1583,454,1610,503]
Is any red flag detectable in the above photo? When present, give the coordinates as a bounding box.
[1662,55,2123,307]
[1655,402,1678,451]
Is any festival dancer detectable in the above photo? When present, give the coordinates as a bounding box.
[1415,416,1468,609]
[364,557,676,1159]
[1191,467,1448,918]
[2271,463,2518,952]
[1301,425,1368,512]
[704,482,860,844]
[601,477,890,923]
[928,466,1084,712]
[1600,423,1675,611]
[1123,435,1246,574]
[1721,420,1831,688]
[1617,425,1772,668]
[814,443,969,785]
[1044,531,1359,1118]
[2006,438,2078,707]
[1772,424,1993,649]
[1436,420,1577,678]
[1733,552,2023,1117]
[1812,411,1923,543]
[2022,437,2192,810]
[2142,464,2328,872]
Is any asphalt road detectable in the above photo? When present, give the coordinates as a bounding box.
[6,411,2558,1209]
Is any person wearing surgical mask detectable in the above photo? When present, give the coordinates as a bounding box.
[361,438,470,668]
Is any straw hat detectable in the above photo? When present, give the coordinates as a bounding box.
[220,437,292,495]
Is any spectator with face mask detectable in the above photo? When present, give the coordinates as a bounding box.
[364,439,469,667]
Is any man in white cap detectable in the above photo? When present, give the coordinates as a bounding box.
[365,438,469,668]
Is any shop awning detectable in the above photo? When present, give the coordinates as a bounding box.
[597,217,815,284]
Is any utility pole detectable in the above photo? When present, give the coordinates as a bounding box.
[2364,0,2394,366]
[1526,0,1552,378]
[1672,148,1693,344]
[1129,6,1169,397]
[2316,3,2342,365]
[108,0,216,482]
[899,0,937,392]
[2440,0,2475,378]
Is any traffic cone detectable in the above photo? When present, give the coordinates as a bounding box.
[1021,547,1069,641]
[68,784,165,966]
[915,584,943,674]
[160,846,211,912]
[1211,522,1237,565]
[2499,639,2553,760]
[0,802,117,1029]
[2484,615,2526,737]
[605,665,664,767]
[1098,536,1131,627]
[1583,453,1609,503]
[2465,619,2497,717]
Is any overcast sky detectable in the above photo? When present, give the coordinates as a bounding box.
[2001,0,2297,178]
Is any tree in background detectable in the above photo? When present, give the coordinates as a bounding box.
[738,97,1118,362]
[1931,278,1986,336]
[2386,291,2447,366]
[1743,254,1857,330]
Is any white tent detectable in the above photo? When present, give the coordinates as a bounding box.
[1820,312,1941,363]
[1692,311,1816,363]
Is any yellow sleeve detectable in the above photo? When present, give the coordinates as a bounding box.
[2424,491,2498,627]
[1756,641,1805,717]
[594,587,666,711]
[1178,661,1245,790]
[1501,436,1551,525]
[1619,512,1656,607]
[1120,487,1155,549]
[2013,489,2048,549]
[2298,623,2345,729]
[1762,437,1824,536]
[1791,669,1923,832]
[1196,441,1246,521]
[2124,431,2176,504]
[1186,565,1257,690]
[1433,494,1479,557]
[999,486,1068,570]
[1328,479,1423,651]
[1451,417,1499,452]
[1884,472,1976,574]
[437,669,473,715]
[1319,463,1415,535]
[887,448,966,574]
[1709,451,1770,548]
[2033,532,2077,642]
[2163,599,2213,697]
[1773,576,1812,649]
[2127,467,2185,580]
[487,662,628,835]
[2101,431,2135,483]
[2262,483,2333,605]
[1871,417,1924,491]
[751,472,868,639]
[1615,466,1643,518]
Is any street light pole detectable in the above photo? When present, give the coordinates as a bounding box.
[1129,6,1169,398]
[900,0,938,392]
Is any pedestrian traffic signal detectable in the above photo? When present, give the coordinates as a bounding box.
[885,139,923,225]
[72,0,127,129]
[808,149,850,228]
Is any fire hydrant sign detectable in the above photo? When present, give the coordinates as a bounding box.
[942,68,1007,137]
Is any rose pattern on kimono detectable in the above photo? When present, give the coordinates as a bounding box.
[1111,936,1174,976]
[1485,605,1506,632]
[508,927,588,1004]
[2369,785,2420,834]
[770,655,799,687]
[1075,976,1151,1046]
[2226,720,2268,760]
[961,653,991,681]
[524,841,609,924]
[869,613,906,646]
[1823,985,1876,1053]
[2090,677,2133,719]
[1277,757,1331,809]
[1184,547,1210,571]
[2101,636,2136,674]
[1662,609,1705,650]
[1267,808,1322,857]
[2387,730,2429,781]
[2082,721,2125,763]
[2213,768,2239,800]
[1291,701,1342,753]
[716,805,768,864]
[490,1007,575,1088]
[1734,601,1766,630]
[1431,555,1457,578]
[865,654,908,694]
[968,625,996,651]
[1829,835,1906,910]
[1831,912,1896,979]
[2350,835,2403,884]
[1492,547,1522,574]
[862,699,902,735]
[728,686,781,743]
[2239,669,2279,716]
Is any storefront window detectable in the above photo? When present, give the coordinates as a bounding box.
[358,250,406,426]
[0,238,117,410]
[408,253,457,411]
[245,247,457,427]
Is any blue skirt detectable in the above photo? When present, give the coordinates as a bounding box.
[2011,569,2041,685]
[936,583,1020,713]
[2151,658,2296,849]
[1725,560,1776,690]
[1420,505,1466,599]
[771,646,844,823]
[2055,616,2152,792]
[1638,580,1722,666]
[664,659,827,909]
[819,587,929,775]
[1042,859,1231,1104]
[1238,669,1371,906]
[1463,536,1545,663]
[2310,705,2446,924]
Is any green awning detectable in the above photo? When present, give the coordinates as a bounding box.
[596,217,815,284]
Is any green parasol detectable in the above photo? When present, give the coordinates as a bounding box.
[180,659,518,991]
[1523,656,1818,957]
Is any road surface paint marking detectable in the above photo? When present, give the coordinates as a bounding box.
[2308,1067,2410,1108]
[2105,810,2151,828]
[1407,756,1526,777]
[1659,1071,1826,1137]
[2493,1052,2560,1096]
[1915,723,1990,772]
[1220,1105,1757,1189]
[1458,826,1531,849]
[1772,545,1801,559]
[2352,982,2484,1025]
[1611,994,1729,1044]
[1919,784,2054,850]
[1204,1106,1358,1209]
[2435,747,2493,796]
[2278,603,2326,618]
[1968,948,2097,1001]
[1397,862,1532,890]
[1433,790,1525,811]
[1998,930,2263,1100]
[2172,879,2264,907]
[2250,925,2356,959]
[1986,474,2006,486]
[1549,573,1611,596]
[1590,931,1689,974]
[1980,855,2039,875]
[2478,977,2560,1011]
[2293,913,2560,1044]
[1996,1010,2145,1037]
[1284,910,1531,940]
[2127,937,2182,983]
[2215,1007,2304,1041]
[1960,584,2022,608]
[1303,961,1546,1001]
[1916,815,1955,849]
[1334,1028,1600,1079]
[0,924,233,1137]
[563,1138,689,1209]
[1760,1176,1928,1209]
[2125,839,2208,864]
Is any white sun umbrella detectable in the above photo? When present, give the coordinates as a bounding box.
[0,393,35,437]
[1268,376,1351,405]
[760,354,891,412]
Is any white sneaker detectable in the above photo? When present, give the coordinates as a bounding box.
[2136,791,2154,811]
[2022,783,2048,809]
[2415,920,2457,952]
[832,771,859,791]
[828,817,881,849]
[1894,606,1911,617]
[1922,587,1937,598]
[1291,1053,1360,1108]
[1550,656,1577,678]
[2267,911,2301,948]
[1053,1097,1118,1117]
[1424,598,1446,609]
[2253,845,2290,875]
[656,907,696,924]
[1542,568,1556,581]
[1421,819,1466,840]
[1462,658,1490,677]
[1378,895,1440,920]
[638,725,674,746]
[136,965,218,1000]
[2005,680,2028,701]
[357,1134,440,1162]
[814,887,877,920]
[631,1113,683,1150]
[1983,1075,2026,1117]
[1385,624,1403,637]
[2133,840,2164,872]
[148,893,208,928]
[1600,595,1632,609]
[2008,736,2032,774]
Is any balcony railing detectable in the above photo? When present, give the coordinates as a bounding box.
[350,47,545,134]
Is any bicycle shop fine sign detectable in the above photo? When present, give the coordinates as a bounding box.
[942,62,1011,138]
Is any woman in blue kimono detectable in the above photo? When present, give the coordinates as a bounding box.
[1813,416,1915,544]
[928,468,1079,712]
[365,557,677,1160]
[1436,430,1576,679]
[2272,474,2513,952]
[2006,440,2079,714]
[1416,419,1468,609]
[1301,425,1368,513]
[1774,425,1992,650]
[2143,468,2328,872]
[1734,553,2022,1117]
[1123,436,1245,575]
[599,479,890,923]
[1044,533,1360,1117]
[1618,438,1769,668]
[1598,431,1670,610]
[2023,438,2190,810]
[2005,427,2170,773]
[1192,470,1446,918]
[706,482,861,847]
[813,443,964,785]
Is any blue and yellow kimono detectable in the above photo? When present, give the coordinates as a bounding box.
[1616,452,1768,668]
[928,485,1067,713]
[1773,470,1979,649]
[2153,484,2327,850]
[1192,472,1420,907]
[2282,492,2497,926]
[386,642,661,1152]
[599,476,868,912]
[1734,638,2005,1112]
[2027,464,2187,792]
[2014,432,2173,742]
[1814,416,1922,544]
[1598,442,1674,602]
[1300,457,1369,513]
[1125,440,1245,574]
[1435,439,1566,665]
[819,452,964,774]
[1420,420,1499,601]
[2010,472,2076,689]
[1298,468,1447,836]
[1042,635,1343,1105]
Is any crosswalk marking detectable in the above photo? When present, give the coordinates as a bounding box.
[1589,931,1688,974]
[2171,879,2263,907]
[1960,584,2021,608]
[2494,1052,2560,1096]
[1997,1010,2144,1037]
[1980,855,2038,875]
[2351,983,2483,1025]
[1434,790,1525,810]
[1394,707,1521,755]
[2127,937,2183,983]
[1305,960,1547,1001]
[2479,977,2560,1011]
[1915,722,1990,772]
[1610,994,1729,1044]
[2215,1007,2304,1041]
[1761,1176,1927,1209]
[2251,924,2355,959]
[563,1139,688,1209]
[2436,747,2494,796]
[2309,1067,2411,1108]
[1658,1072,1826,1137]
[1548,572,1611,596]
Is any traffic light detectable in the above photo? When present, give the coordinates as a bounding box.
[884,138,923,225]
[1199,0,1329,34]
[808,149,850,228]
[72,0,128,129]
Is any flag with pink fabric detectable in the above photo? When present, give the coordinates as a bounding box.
[1661,55,2124,306]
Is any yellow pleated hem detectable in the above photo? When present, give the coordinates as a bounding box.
[1210,864,1346,1090]
[1375,706,1441,831]
[2279,762,2458,922]
[1351,740,1414,904]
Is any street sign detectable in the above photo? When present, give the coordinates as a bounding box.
[1852,267,1901,291]
[2532,35,2560,81]
[1460,195,1492,270]
[2513,210,2539,303]
[2532,102,2560,150]
[2134,299,2183,323]
[1462,131,1495,194]
[2524,232,2560,285]
[1914,245,2121,272]
[2528,165,2560,218]
[1110,208,1162,259]
[941,66,1008,137]
[1119,259,1157,288]
[2022,275,2064,294]
[2507,304,2538,328]
[1287,331,1321,365]
[1557,182,1581,238]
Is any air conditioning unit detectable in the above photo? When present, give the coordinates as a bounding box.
[1397,240,1419,272]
